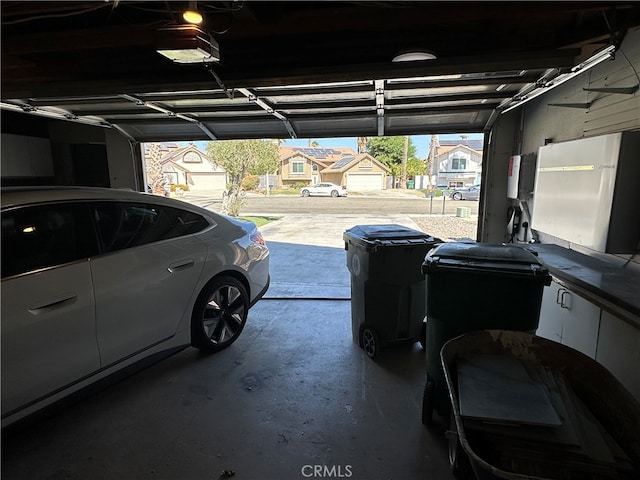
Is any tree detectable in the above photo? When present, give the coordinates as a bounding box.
[145,142,167,195]
[385,158,426,178]
[357,136,368,153]
[367,136,420,187]
[367,136,418,165]
[206,139,280,216]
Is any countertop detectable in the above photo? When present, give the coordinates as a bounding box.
[528,244,640,321]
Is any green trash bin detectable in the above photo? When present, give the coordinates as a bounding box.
[407,180,415,189]
[344,224,441,359]
[420,242,551,425]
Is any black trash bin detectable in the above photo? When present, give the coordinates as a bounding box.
[420,242,551,424]
[343,224,441,359]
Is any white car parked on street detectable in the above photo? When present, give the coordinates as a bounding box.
[300,182,348,197]
[1,186,270,427]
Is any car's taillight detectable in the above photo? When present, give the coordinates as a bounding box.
[251,233,266,245]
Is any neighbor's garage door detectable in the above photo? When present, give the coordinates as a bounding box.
[347,173,383,191]
[188,172,227,191]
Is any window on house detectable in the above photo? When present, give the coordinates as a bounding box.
[291,161,305,174]
[451,154,467,170]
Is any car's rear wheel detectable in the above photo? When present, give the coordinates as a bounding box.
[331,190,339,197]
[301,189,310,197]
[191,276,249,353]
[452,192,462,200]
[361,326,380,359]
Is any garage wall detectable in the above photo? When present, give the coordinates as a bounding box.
[1,133,54,179]
[521,27,640,153]
[105,129,141,190]
[482,27,640,244]
[1,112,140,190]
[49,121,138,189]
[478,115,519,243]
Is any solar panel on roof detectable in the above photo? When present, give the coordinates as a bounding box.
[332,156,355,168]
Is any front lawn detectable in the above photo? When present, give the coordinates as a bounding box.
[239,216,281,227]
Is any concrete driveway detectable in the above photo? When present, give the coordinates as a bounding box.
[260,213,425,299]
[2,213,456,480]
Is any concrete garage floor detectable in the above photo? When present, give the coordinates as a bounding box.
[2,214,456,480]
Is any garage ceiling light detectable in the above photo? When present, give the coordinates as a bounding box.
[182,0,203,24]
[156,25,219,63]
[392,51,437,62]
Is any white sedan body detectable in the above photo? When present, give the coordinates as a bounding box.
[300,183,347,197]
[1,187,270,427]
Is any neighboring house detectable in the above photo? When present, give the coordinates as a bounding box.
[144,143,227,191]
[277,146,390,190]
[278,146,355,188]
[321,153,390,191]
[428,139,483,188]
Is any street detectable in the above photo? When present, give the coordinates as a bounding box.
[183,192,480,216]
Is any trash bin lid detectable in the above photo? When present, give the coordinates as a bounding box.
[343,224,440,249]
[423,242,550,283]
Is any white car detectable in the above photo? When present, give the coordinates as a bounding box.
[1,186,270,427]
[300,182,347,197]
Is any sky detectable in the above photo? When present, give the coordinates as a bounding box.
[185,133,484,159]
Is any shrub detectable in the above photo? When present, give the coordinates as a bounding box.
[242,175,260,191]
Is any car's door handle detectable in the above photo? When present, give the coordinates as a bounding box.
[28,293,77,315]
[167,259,195,273]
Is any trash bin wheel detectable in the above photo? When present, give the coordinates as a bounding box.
[361,327,380,359]
[422,380,434,425]
[447,413,472,478]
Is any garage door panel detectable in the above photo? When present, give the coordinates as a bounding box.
[347,173,383,191]
[189,173,226,191]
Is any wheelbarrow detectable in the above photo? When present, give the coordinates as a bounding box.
[440,330,640,480]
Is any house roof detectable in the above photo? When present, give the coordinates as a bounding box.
[279,146,357,164]
[434,144,482,160]
[428,140,484,160]
[145,142,224,173]
[439,139,484,151]
[322,153,390,174]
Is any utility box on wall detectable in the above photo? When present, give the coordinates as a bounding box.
[507,153,537,200]
[531,131,640,254]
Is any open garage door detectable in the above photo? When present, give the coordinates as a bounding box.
[347,173,383,191]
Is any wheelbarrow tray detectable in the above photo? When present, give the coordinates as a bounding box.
[441,330,640,480]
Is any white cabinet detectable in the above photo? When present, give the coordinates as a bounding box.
[537,279,640,401]
[537,280,601,358]
[595,310,640,401]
